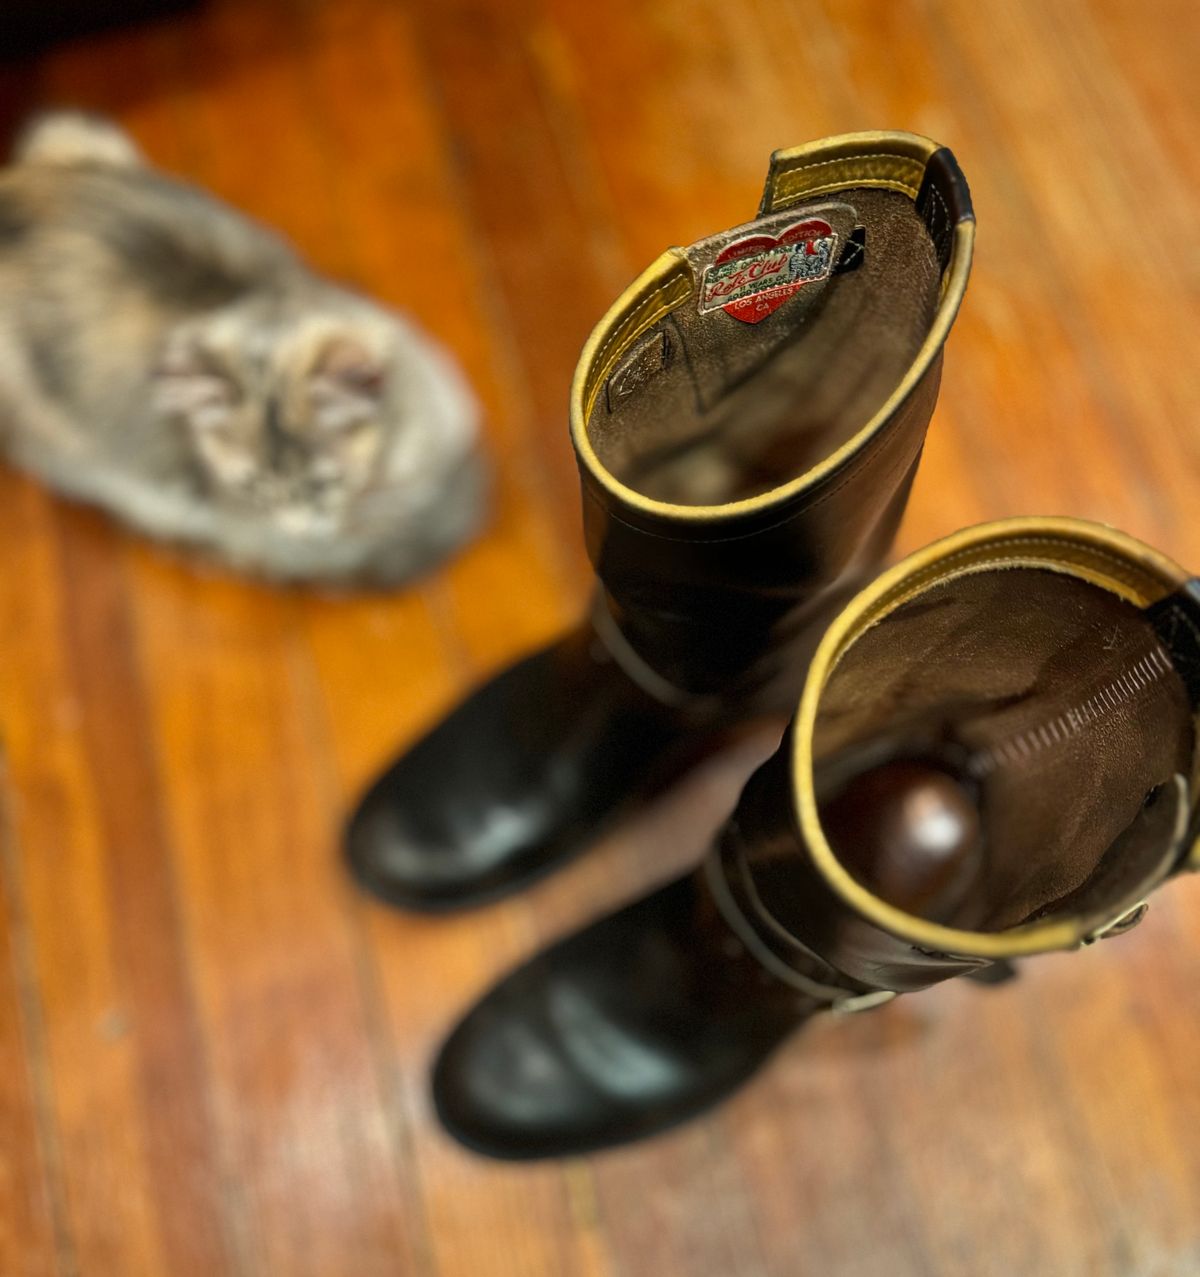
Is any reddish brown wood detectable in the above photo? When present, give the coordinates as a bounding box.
[1,1,1199,1274]
[0,752,61,1277]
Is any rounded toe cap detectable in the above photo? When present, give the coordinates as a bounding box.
[344,778,466,912]
[344,760,567,911]
[432,990,610,1160]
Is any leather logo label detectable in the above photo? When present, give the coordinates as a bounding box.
[699,219,837,324]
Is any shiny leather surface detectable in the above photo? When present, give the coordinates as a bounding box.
[822,760,983,922]
[433,523,1200,1160]
[718,740,1001,992]
[431,738,981,1159]
[346,400,929,910]
[787,518,1200,969]
[346,627,721,910]
[346,135,974,911]
[584,364,939,708]
[432,873,811,1160]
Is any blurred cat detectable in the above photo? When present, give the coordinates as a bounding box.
[0,110,488,585]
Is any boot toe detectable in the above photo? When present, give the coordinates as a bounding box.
[345,774,484,911]
[431,878,802,1158]
[432,968,676,1160]
[346,759,568,911]
[433,987,604,1160]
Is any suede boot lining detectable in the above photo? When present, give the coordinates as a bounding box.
[812,568,1194,931]
[586,189,941,506]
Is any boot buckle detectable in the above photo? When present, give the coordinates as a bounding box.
[1082,901,1150,945]
[831,989,897,1015]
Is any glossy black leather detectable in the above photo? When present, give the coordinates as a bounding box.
[432,873,812,1159]
[582,362,939,705]
[346,456,912,907]
[432,742,993,1160]
[347,383,931,911]
[346,440,922,913]
[347,138,974,912]
[346,627,726,910]
[432,530,1200,1160]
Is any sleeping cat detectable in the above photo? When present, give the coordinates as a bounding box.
[0,110,488,584]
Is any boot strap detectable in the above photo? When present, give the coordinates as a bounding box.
[701,842,884,1009]
[589,593,728,717]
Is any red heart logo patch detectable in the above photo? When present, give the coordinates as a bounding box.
[700,219,837,324]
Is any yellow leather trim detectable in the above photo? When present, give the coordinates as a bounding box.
[759,131,938,212]
[577,251,693,426]
[791,517,1191,960]
[569,131,973,523]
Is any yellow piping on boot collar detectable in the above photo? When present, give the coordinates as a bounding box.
[758,130,939,211]
[569,131,974,524]
[791,516,1193,960]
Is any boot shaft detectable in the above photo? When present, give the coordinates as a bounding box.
[570,133,975,709]
[713,517,1200,995]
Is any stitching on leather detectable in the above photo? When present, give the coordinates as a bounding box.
[923,181,952,262]
[593,293,676,373]
[778,178,920,206]
[776,152,952,260]
[925,540,1152,595]
[772,152,924,206]
[844,538,1164,640]
[967,644,1176,778]
[586,276,690,416]
[1162,599,1200,650]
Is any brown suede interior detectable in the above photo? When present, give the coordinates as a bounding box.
[813,568,1195,931]
[587,189,942,505]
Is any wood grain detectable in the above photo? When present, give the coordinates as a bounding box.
[1,1,1199,1274]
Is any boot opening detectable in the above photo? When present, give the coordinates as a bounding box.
[812,567,1195,932]
[585,188,942,506]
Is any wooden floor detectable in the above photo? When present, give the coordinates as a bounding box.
[2,1,1200,1274]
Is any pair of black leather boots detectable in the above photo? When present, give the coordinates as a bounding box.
[346,133,1200,1160]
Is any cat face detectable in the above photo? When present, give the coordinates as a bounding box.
[153,301,396,535]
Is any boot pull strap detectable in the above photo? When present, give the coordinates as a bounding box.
[701,846,870,1006]
[1147,579,1200,708]
[915,147,972,272]
[758,133,973,274]
[589,592,726,717]
[1147,579,1200,872]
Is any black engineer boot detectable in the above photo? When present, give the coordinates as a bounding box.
[432,518,1200,1158]
[345,131,975,910]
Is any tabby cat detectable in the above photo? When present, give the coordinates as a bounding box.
[0,111,487,584]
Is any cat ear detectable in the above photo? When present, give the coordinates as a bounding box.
[307,336,388,434]
[311,337,388,401]
[153,339,238,430]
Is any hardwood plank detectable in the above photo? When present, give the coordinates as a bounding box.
[0,471,172,1274]
[126,12,434,1273]
[925,0,1197,552]
[34,8,433,1273]
[0,747,62,1277]
[287,5,616,1274]
[291,0,578,664]
[50,505,240,1277]
[2,0,1199,1273]
[403,0,634,542]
